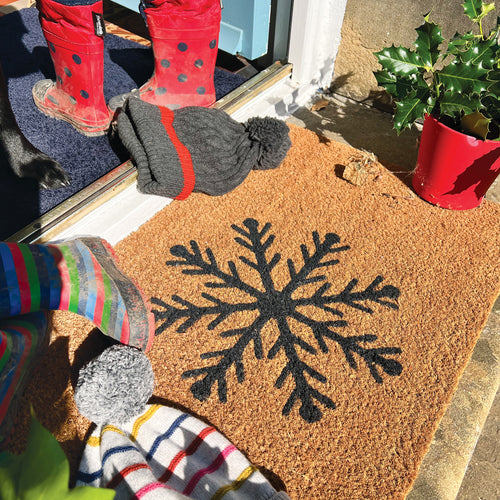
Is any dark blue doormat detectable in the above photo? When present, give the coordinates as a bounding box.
[0,7,245,239]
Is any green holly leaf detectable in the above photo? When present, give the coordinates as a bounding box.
[462,0,496,24]
[0,413,115,500]
[374,70,418,98]
[459,38,497,68]
[482,94,500,122]
[487,68,500,94]
[374,45,427,78]
[437,60,489,94]
[439,91,483,117]
[414,14,444,67]
[448,30,476,54]
[393,89,435,133]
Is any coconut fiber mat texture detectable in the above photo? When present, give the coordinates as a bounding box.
[5,124,500,499]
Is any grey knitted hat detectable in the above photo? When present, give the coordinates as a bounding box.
[116,97,291,199]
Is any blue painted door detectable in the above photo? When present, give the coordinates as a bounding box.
[109,0,271,60]
[219,0,271,60]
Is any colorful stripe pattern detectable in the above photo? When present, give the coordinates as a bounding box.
[77,404,279,499]
[0,239,154,351]
[0,311,48,443]
[0,242,61,318]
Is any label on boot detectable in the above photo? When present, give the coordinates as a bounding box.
[92,12,106,37]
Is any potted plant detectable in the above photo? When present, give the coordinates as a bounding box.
[373,0,500,209]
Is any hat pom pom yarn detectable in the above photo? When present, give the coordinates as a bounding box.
[74,344,155,425]
[245,117,292,170]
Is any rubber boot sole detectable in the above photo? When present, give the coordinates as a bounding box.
[33,80,111,137]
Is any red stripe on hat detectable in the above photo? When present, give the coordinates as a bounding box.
[134,481,168,499]
[106,462,150,489]
[159,106,195,200]
[159,425,216,483]
[183,444,237,495]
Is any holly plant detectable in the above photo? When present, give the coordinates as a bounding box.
[374,0,500,140]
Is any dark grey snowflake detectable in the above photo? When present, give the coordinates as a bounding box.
[152,218,402,423]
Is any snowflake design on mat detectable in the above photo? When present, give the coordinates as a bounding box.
[152,218,402,423]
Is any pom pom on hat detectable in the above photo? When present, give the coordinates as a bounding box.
[116,97,291,199]
[245,116,291,170]
[74,344,154,425]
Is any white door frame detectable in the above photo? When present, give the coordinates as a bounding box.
[288,0,347,90]
[231,0,347,121]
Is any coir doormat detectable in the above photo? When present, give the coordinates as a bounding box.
[6,124,500,499]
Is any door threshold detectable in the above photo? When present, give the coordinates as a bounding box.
[9,61,294,245]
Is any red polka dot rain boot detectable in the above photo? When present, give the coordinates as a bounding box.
[110,0,221,112]
[32,0,111,137]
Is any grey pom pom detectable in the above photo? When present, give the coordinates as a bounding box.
[245,117,291,170]
[74,344,155,425]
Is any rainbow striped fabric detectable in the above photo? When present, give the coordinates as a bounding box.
[0,312,48,443]
[49,238,154,351]
[0,238,154,351]
[77,404,288,500]
[0,242,61,318]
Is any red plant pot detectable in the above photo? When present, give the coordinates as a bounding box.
[412,114,500,210]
